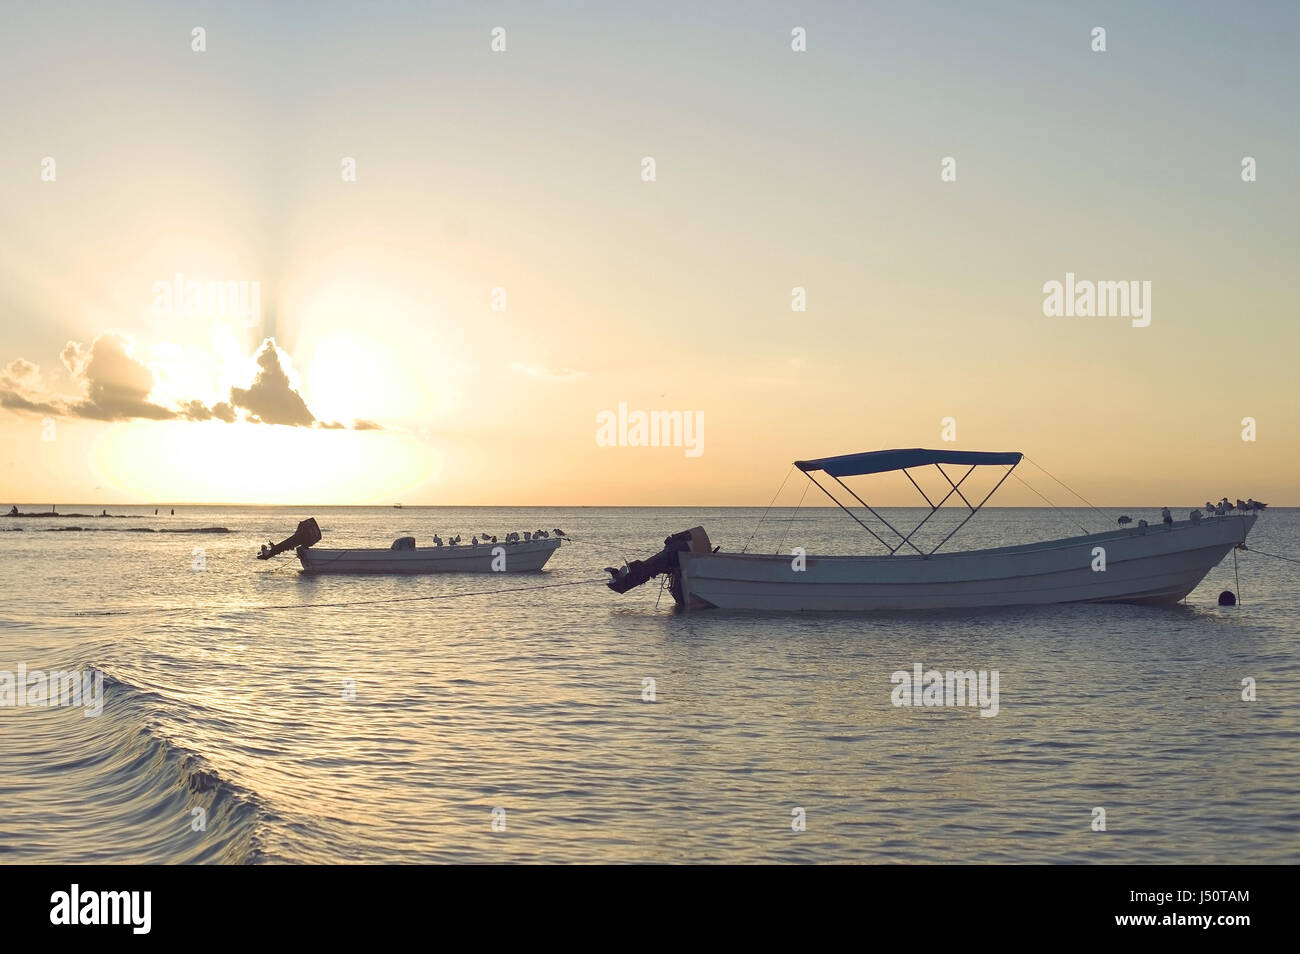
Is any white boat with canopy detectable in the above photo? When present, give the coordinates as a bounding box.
[605,448,1257,612]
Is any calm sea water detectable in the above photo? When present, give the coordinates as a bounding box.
[1,505,1297,863]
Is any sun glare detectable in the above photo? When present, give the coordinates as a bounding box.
[91,420,437,504]
[302,330,399,425]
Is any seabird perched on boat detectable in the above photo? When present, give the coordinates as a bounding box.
[259,517,562,575]
[1190,509,1202,522]
[1236,499,1248,513]
[1138,519,1149,527]
[1248,498,1268,512]
[1205,501,1215,513]
[524,531,531,540]
[1117,515,1132,527]
[432,534,443,547]
[1219,497,1232,512]
[472,537,479,546]
[1161,507,1173,525]
[490,535,497,543]
[553,529,566,537]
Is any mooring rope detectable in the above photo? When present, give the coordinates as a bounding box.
[775,479,811,555]
[1233,547,1242,604]
[1008,469,1091,534]
[1239,544,1300,567]
[1023,456,1111,529]
[742,465,794,554]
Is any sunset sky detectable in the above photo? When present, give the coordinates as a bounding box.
[1,1,1296,506]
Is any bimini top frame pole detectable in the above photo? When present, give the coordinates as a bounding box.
[800,469,896,553]
[793,448,1024,557]
[892,464,976,553]
[923,460,1018,556]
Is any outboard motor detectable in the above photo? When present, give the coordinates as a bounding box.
[605,527,712,605]
[257,518,322,560]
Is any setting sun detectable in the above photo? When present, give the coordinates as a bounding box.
[90,420,438,505]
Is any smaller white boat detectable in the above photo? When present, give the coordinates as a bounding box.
[255,518,561,574]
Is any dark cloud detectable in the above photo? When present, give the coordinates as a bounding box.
[228,340,316,427]
[0,360,61,414]
[317,418,383,431]
[0,391,59,413]
[2,335,380,431]
[58,334,176,421]
[3,358,39,385]
[178,399,214,421]
[176,399,237,423]
[2,336,176,420]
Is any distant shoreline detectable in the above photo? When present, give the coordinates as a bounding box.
[4,511,144,518]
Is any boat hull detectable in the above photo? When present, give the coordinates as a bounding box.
[297,537,561,574]
[677,515,1254,612]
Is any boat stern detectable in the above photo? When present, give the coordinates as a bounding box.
[604,527,714,608]
[256,517,322,560]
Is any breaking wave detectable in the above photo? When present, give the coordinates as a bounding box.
[0,667,273,863]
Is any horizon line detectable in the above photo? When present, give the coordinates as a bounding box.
[3,502,1290,510]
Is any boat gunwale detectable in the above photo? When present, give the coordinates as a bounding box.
[694,514,1254,564]
[303,537,561,556]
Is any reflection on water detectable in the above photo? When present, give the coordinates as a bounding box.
[1,506,1297,862]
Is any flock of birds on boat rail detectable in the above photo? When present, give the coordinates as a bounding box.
[403,497,1270,547]
[426,529,568,547]
[1119,498,1268,529]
